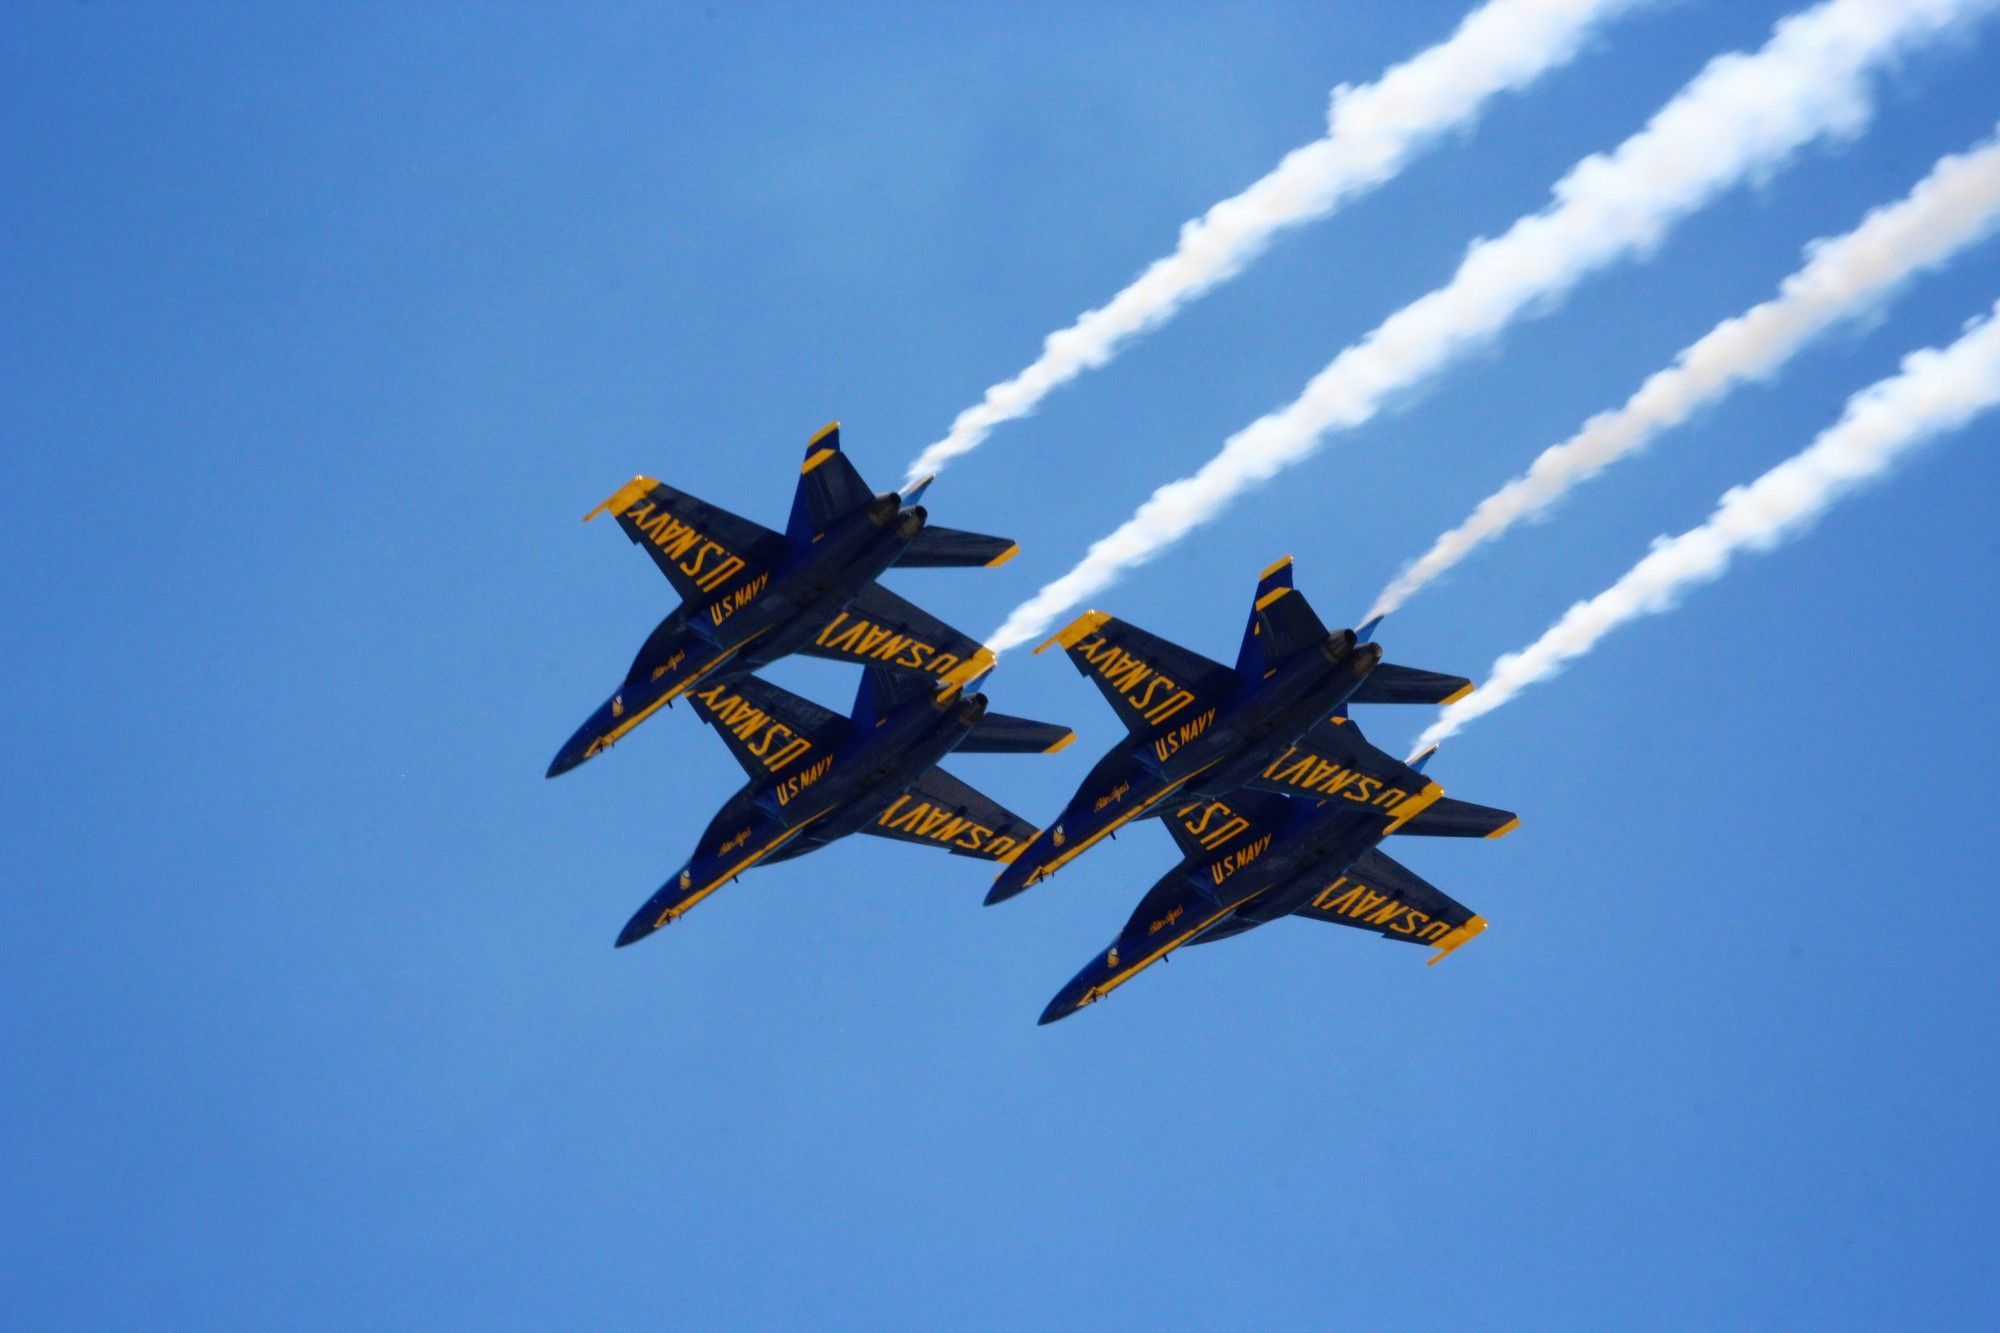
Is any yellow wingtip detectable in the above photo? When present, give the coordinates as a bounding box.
[1043,730,1077,754]
[941,648,997,689]
[1441,682,1476,705]
[1259,554,1294,580]
[1484,816,1520,840]
[1427,915,1487,965]
[1384,781,1445,834]
[584,476,656,523]
[809,419,841,446]
[1034,610,1110,655]
[985,542,1021,568]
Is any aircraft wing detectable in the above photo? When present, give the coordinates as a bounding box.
[587,475,787,604]
[1292,848,1486,964]
[1157,788,1296,862]
[686,675,852,780]
[799,582,995,686]
[862,765,1038,863]
[1245,717,1440,826]
[1037,611,1237,739]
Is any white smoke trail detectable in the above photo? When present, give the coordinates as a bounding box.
[1417,299,2000,751]
[987,0,1994,655]
[1371,125,2000,619]
[902,0,1642,486]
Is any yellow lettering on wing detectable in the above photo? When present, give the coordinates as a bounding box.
[813,612,954,676]
[692,683,816,774]
[1071,633,1196,727]
[623,501,749,593]
[1311,875,1460,943]
[707,572,770,627]
[1176,799,1252,852]
[1152,708,1216,764]
[1207,833,1273,886]
[772,754,835,807]
[876,795,1011,856]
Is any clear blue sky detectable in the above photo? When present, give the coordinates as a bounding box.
[5,3,1998,1327]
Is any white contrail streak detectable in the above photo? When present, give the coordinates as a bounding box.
[1371,126,2000,619]
[987,0,1994,655]
[903,0,1642,485]
[1416,299,2000,751]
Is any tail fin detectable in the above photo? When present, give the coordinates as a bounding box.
[786,422,876,541]
[852,664,937,725]
[1235,556,1333,678]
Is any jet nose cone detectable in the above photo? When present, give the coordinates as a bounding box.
[614,910,657,949]
[546,742,588,779]
[985,867,1033,906]
[1038,978,1092,1025]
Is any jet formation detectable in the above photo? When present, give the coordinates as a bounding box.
[550,423,1516,1023]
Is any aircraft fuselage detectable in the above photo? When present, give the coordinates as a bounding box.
[550,496,924,775]
[987,633,1381,901]
[614,686,988,944]
[1038,796,1444,1023]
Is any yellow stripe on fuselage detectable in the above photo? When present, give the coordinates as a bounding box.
[592,634,762,753]
[1029,763,1213,883]
[653,806,833,928]
[1078,887,1266,1008]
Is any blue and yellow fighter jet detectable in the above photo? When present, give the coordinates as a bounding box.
[615,667,1072,946]
[1037,722,1515,1023]
[986,557,1476,904]
[549,422,1016,778]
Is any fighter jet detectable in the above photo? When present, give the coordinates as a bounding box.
[615,666,1072,947]
[986,557,1476,904]
[549,422,1016,778]
[1038,722,1514,1024]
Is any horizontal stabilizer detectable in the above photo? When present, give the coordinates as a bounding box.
[862,766,1039,863]
[894,526,1020,568]
[959,712,1075,754]
[1350,662,1474,706]
[787,422,876,540]
[1293,848,1485,964]
[1392,796,1519,840]
[1037,610,1236,739]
